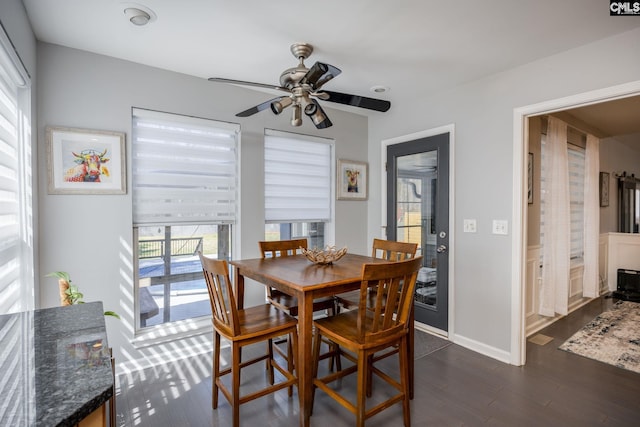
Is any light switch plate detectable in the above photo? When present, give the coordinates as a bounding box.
[463,219,477,233]
[492,220,508,235]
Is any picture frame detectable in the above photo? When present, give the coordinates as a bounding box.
[337,159,368,200]
[47,126,126,195]
[600,171,610,207]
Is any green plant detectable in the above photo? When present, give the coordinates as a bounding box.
[46,271,120,319]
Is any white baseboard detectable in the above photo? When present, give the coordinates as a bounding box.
[451,333,511,364]
[414,321,448,339]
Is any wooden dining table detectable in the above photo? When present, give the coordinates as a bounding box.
[230,252,415,427]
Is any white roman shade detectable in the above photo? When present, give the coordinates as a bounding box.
[0,26,32,315]
[264,130,332,223]
[567,144,585,265]
[132,108,239,226]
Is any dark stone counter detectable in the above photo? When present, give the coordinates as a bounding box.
[0,302,113,426]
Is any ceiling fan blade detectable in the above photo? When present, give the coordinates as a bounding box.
[320,90,391,112]
[236,97,284,117]
[208,77,289,93]
[305,99,333,129]
[301,62,342,90]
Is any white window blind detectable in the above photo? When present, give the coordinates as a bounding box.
[567,145,585,264]
[132,109,239,226]
[540,136,585,267]
[264,130,332,223]
[0,27,32,315]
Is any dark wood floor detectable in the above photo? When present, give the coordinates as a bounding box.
[115,296,640,426]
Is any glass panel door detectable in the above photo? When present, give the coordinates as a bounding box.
[387,133,449,331]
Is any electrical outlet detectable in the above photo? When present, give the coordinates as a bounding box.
[463,219,477,233]
[492,220,508,235]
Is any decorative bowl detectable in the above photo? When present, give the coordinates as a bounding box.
[300,246,348,265]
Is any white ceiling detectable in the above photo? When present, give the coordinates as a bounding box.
[22,0,640,136]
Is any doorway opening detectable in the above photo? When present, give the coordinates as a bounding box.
[513,82,640,366]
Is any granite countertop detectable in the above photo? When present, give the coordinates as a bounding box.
[0,302,113,426]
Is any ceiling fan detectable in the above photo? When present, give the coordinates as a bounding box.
[208,43,391,129]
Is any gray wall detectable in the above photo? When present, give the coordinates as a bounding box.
[367,28,640,358]
[35,42,368,365]
[600,136,640,232]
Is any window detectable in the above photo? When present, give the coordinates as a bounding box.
[540,134,585,268]
[0,28,32,314]
[567,145,585,265]
[132,108,238,329]
[264,130,333,247]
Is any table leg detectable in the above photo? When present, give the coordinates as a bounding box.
[297,292,314,427]
[233,268,245,310]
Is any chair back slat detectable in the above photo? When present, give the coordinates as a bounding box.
[358,256,422,342]
[371,238,418,261]
[259,239,308,300]
[259,238,308,258]
[199,252,240,336]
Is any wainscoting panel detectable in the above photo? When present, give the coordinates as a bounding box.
[569,266,584,299]
[525,245,588,337]
[525,245,540,319]
[603,232,640,291]
[599,234,608,293]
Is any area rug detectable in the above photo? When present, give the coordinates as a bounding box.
[559,301,640,374]
[414,329,451,360]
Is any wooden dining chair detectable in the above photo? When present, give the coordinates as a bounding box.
[259,239,340,370]
[198,252,299,427]
[311,256,423,427]
[335,238,418,311]
[259,239,337,316]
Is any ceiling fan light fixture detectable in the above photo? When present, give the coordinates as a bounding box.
[291,104,302,126]
[303,102,317,116]
[270,96,293,115]
[208,43,390,130]
[305,101,332,129]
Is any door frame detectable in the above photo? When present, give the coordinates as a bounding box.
[512,80,640,366]
[381,124,455,337]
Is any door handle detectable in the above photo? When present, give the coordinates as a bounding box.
[436,244,448,253]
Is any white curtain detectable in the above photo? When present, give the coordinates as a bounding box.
[540,117,570,316]
[582,134,600,297]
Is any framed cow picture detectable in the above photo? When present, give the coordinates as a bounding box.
[337,159,368,200]
[47,126,126,194]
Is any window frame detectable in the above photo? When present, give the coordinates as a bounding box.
[131,108,239,334]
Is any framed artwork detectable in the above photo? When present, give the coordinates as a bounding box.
[600,171,610,207]
[337,159,368,200]
[47,126,126,195]
[528,152,533,204]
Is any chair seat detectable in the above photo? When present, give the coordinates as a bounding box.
[314,310,406,350]
[334,290,359,310]
[227,304,298,340]
[268,290,336,317]
[335,289,382,311]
